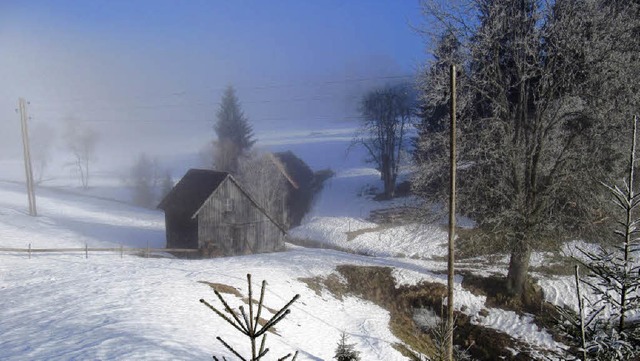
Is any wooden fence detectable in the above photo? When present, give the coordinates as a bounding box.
[0,244,200,259]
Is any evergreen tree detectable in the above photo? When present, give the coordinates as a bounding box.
[213,86,255,174]
[200,274,299,361]
[334,332,360,361]
[417,31,463,136]
[414,30,465,195]
[577,116,640,358]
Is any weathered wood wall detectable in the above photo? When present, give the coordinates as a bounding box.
[197,178,285,256]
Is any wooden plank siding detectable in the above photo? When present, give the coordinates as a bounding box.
[196,177,285,256]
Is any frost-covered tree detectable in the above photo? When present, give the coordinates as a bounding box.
[213,86,255,174]
[334,332,360,361]
[415,0,640,297]
[414,30,466,196]
[29,121,56,184]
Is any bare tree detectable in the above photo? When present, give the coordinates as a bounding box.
[127,153,159,208]
[29,121,56,184]
[214,138,242,173]
[353,83,415,199]
[237,151,288,227]
[63,118,98,189]
[199,140,215,169]
[159,170,173,201]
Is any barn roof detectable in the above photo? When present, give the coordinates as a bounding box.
[268,153,299,189]
[157,169,228,216]
[158,168,288,234]
[272,151,314,189]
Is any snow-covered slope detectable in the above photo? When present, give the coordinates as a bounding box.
[0,172,567,360]
[0,178,411,360]
[0,246,409,360]
[0,132,594,360]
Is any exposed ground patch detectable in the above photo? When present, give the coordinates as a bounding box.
[345,225,387,241]
[300,265,542,360]
[199,281,243,297]
[459,271,570,348]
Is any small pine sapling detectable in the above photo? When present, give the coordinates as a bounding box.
[334,332,360,361]
[200,274,300,361]
[565,115,640,359]
[428,301,472,361]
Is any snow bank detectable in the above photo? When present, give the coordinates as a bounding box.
[289,216,377,244]
[291,218,449,259]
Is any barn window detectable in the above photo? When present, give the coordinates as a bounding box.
[224,198,234,213]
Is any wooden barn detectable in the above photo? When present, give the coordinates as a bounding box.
[271,151,322,227]
[157,169,286,257]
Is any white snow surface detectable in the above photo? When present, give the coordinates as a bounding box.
[290,166,449,259]
[0,248,408,360]
[0,132,587,360]
[0,180,409,360]
[290,217,449,259]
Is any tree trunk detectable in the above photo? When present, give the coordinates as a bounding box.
[506,238,531,297]
[381,156,395,199]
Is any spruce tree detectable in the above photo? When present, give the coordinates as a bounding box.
[214,86,255,174]
[575,116,640,358]
[334,332,360,361]
[200,274,299,361]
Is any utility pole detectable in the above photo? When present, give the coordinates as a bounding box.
[18,98,37,216]
[446,64,457,361]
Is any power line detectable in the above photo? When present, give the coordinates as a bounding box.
[29,73,416,106]
[230,74,415,91]
[31,94,363,113]
[31,114,366,124]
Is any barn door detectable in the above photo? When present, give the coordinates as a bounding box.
[231,226,246,254]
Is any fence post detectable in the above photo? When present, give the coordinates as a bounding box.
[28,243,31,259]
[85,243,88,259]
[120,244,123,259]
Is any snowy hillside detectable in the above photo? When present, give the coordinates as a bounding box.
[0,177,407,359]
[0,132,604,360]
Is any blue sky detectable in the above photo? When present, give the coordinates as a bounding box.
[0,0,427,163]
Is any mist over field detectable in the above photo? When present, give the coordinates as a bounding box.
[0,1,423,178]
[2,1,639,360]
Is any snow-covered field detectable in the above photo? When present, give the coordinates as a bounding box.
[0,130,607,360]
